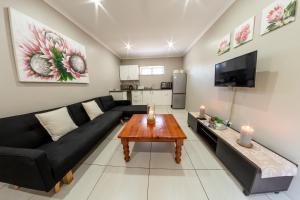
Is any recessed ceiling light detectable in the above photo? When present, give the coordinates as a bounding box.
[92,0,104,7]
[125,42,132,50]
[87,0,109,17]
[167,40,175,49]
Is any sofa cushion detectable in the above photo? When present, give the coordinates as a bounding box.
[82,100,104,120]
[37,111,122,180]
[98,96,117,111]
[112,105,147,117]
[35,107,78,141]
[0,113,51,148]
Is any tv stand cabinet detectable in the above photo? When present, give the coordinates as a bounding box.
[187,112,297,195]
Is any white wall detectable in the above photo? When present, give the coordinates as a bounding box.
[121,57,183,89]
[184,1,300,199]
[0,0,120,117]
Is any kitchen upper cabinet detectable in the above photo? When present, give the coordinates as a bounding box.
[120,65,139,80]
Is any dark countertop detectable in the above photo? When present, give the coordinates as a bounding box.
[109,89,172,92]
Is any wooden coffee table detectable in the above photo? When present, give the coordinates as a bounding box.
[118,114,187,164]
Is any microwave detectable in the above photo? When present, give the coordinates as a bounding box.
[160,82,172,89]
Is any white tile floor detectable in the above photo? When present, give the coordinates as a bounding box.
[0,106,292,200]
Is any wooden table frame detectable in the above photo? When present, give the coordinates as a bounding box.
[118,114,186,164]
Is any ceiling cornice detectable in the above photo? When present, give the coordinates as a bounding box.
[184,0,236,55]
[43,0,121,59]
[120,55,184,60]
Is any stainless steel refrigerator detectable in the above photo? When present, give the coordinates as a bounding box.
[172,72,187,109]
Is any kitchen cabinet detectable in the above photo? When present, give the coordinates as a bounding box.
[152,90,172,106]
[142,91,152,105]
[131,91,143,105]
[120,65,139,80]
[109,91,127,100]
[133,90,172,106]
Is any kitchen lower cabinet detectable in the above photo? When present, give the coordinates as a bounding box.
[109,91,127,100]
[152,90,172,106]
[142,91,152,105]
[131,91,143,105]
[132,90,172,106]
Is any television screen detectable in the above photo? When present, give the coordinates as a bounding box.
[215,51,257,87]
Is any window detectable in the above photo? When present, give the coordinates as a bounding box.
[140,66,165,75]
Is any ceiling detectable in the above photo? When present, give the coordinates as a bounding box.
[44,0,234,59]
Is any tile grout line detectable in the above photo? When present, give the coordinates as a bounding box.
[85,162,224,171]
[184,142,211,200]
[266,194,272,200]
[146,142,152,200]
[86,165,108,200]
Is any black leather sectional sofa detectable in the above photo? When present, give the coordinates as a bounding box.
[0,95,147,192]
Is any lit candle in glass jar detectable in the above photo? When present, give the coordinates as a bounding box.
[240,125,254,146]
[149,110,154,120]
[199,105,206,119]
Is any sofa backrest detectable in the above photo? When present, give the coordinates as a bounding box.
[0,96,108,148]
[67,98,103,126]
[0,112,52,148]
[98,96,116,111]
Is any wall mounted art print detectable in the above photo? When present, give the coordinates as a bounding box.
[233,17,255,48]
[9,8,89,83]
[260,0,297,35]
[217,33,231,55]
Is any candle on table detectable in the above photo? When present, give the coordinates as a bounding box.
[199,105,206,119]
[149,110,154,120]
[240,125,254,146]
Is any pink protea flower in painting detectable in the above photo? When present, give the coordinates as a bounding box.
[19,34,56,79]
[19,24,72,80]
[63,49,87,79]
[29,25,68,59]
[267,4,284,23]
[235,24,250,44]
[20,23,86,81]
[220,40,228,50]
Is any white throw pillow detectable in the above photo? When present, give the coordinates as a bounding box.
[82,100,103,120]
[35,107,78,141]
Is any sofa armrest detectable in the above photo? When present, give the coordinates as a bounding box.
[115,100,132,106]
[0,146,56,192]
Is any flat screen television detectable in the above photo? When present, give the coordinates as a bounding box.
[215,51,257,87]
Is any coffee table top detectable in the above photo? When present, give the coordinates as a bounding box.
[118,114,187,140]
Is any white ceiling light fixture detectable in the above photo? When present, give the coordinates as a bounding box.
[87,0,109,17]
[125,42,132,50]
[167,40,175,49]
[91,0,104,7]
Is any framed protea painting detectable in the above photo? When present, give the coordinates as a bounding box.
[233,17,255,48]
[9,8,89,83]
[217,33,231,55]
[261,0,297,35]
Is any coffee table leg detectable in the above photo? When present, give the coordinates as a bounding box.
[175,139,183,164]
[121,139,130,162]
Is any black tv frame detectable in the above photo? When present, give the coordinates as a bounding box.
[214,51,258,88]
